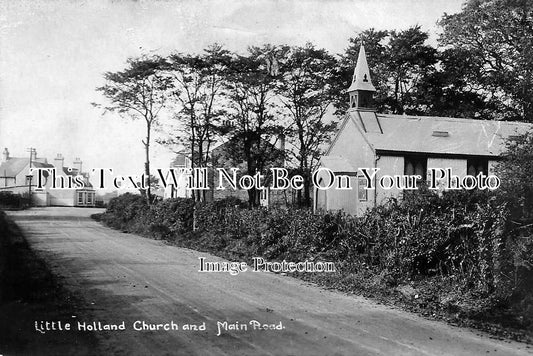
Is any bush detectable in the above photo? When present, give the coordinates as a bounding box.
[100,194,195,239]
[101,190,519,292]
[98,189,532,330]
[0,192,24,209]
[146,198,195,237]
[101,193,148,231]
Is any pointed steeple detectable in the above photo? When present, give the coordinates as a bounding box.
[347,45,376,110]
[348,45,376,92]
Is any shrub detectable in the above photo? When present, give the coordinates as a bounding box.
[147,198,195,236]
[102,193,148,231]
[100,194,196,239]
[98,189,532,325]
[0,192,24,209]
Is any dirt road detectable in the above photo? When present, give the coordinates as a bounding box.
[6,207,532,355]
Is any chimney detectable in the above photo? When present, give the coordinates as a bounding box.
[30,149,37,162]
[73,157,82,174]
[2,148,9,162]
[54,153,64,170]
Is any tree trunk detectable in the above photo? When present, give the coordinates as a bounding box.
[297,189,302,207]
[144,121,152,205]
[303,170,311,207]
[198,139,205,202]
[244,138,258,207]
[190,117,197,202]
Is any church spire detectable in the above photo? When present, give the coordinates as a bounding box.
[347,44,376,110]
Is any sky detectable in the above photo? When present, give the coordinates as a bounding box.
[0,0,464,177]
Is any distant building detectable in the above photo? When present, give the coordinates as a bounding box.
[163,153,192,199]
[315,45,532,216]
[164,136,291,206]
[0,148,96,207]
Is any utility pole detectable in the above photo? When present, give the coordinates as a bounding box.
[26,147,36,207]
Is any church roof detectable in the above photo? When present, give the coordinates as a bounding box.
[348,111,532,157]
[320,156,356,172]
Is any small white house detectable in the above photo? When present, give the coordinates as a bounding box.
[163,153,192,199]
[315,46,532,216]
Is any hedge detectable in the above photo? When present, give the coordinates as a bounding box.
[99,191,533,302]
[0,192,25,209]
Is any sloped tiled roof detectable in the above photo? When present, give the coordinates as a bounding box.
[349,111,532,157]
[0,158,53,177]
[62,167,79,176]
[170,154,188,167]
[0,158,27,177]
[320,156,356,172]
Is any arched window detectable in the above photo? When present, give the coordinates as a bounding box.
[404,155,427,181]
[467,158,488,176]
[405,162,414,176]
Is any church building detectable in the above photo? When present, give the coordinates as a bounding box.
[314,46,532,216]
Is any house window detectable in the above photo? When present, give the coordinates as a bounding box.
[358,176,367,201]
[467,158,488,176]
[87,192,94,205]
[404,155,427,180]
[77,192,84,205]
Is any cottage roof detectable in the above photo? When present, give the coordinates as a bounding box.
[60,167,94,188]
[62,167,80,176]
[0,158,53,177]
[170,154,188,167]
[348,111,532,157]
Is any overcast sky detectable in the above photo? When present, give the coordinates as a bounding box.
[0,0,464,176]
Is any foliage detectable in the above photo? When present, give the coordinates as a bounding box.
[494,130,533,303]
[101,193,196,239]
[101,193,149,231]
[0,192,24,209]
[92,3,533,334]
[137,174,160,203]
[221,45,287,206]
[162,45,230,201]
[98,0,533,213]
[439,0,533,122]
[335,3,533,123]
[99,189,532,328]
[275,43,339,207]
[95,55,171,204]
[143,198,196,238]
[496,131,533,220]
[339,26,438,115]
